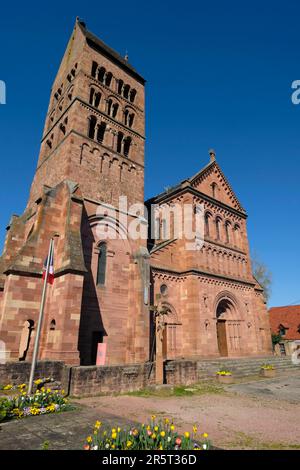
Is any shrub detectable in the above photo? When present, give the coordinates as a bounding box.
[84,417,211,451]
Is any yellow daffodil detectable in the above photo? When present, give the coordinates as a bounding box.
[117,427,121,433]
[112,432,117,440]
[87,436,93,444]
[170,425,175,431]
[184,432,190,438]
[127,441,133,448]
[193,425,198,433]
[160,431,166,438]
[151,415,156,421]
[152,433,157,439]
[154,426,158,432]
[165,418,170,425]
[203,432,208,439]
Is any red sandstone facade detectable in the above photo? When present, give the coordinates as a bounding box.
[0,20,272,366]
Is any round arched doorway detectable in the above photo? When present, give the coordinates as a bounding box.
[216,298,237,357]
[161,303,182,360]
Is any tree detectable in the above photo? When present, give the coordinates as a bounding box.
[252,255,272,303]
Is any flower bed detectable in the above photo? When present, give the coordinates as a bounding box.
[216,370,234,384]
[260,364,276,378]
[84,417,211,451]
[0,380,69,422]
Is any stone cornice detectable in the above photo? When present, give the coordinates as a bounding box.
[151,265,256,287]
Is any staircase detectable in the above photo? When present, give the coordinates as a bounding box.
[196,356,300,380]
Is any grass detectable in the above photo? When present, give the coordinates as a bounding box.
[125,382,225,398]
[227,431,300,450]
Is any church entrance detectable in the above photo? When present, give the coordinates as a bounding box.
[216,318,228,357]
[216,298,240,357]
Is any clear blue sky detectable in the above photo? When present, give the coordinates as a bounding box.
[0,1,299,307]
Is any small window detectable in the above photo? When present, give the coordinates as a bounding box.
[88,116,97,139]
[130,89,137,103]
[123,84,130,99]
[105,72,113,87]
[118,80,124,95]
[97,243,107,286]
[91,61,98,78]
[50,320,56,331]
[160,284,168,296]
[97,122,106,144]
[117,132,124,153]
[98,67,106,83]
[279,326,286,337]
[123,136,132,157]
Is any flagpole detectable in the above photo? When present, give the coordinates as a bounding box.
[28,238,54,395]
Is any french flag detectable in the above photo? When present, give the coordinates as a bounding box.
[42,248,55,285]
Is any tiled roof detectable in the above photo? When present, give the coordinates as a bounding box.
[269,305,300,340]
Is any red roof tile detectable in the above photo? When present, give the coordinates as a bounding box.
[269,305,300,340]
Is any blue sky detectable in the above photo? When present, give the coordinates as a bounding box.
[0,0,299,307]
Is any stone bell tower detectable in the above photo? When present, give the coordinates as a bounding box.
[0,19,150,366]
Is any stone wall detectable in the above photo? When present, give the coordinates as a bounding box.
[0,361,70,391]
[0,360,200,397]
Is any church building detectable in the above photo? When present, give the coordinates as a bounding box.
[0,19,272,367]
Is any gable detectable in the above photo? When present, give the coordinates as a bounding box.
[190,162,245,213]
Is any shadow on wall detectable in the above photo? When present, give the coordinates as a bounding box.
[78,207,106,366]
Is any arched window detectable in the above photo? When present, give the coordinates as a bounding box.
[225,221,231,243]
[105,72,113,87]
[130,89,137,103]
[118,79,124,95]
[211,182,218,199]
[97,243,107,286]
[107,98,113,116]
[89,88,101,108]
[216,217,222,240]
[128,113,135,128]
[112,103,119,118]
[50,320,56,331]
[91,61,98,78]
[88,115,97,139]
[97,122,106,144]
[117,132,124,153]
[233,224,240,247]
[98,67,106,83]
[123,84,130,99]
[124,109,129,126]
[123,136,132,157]
[205,212,211,237]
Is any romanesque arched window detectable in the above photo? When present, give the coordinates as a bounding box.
[97,243,107,286]
[117,131,124,153]
[225,221,231,244]
[88,115,97,139]
[128,113,135,128]
[216,217,222,240]
[105,72,113,87]
[118,79,124,95]
[205,212,212,237]
[98,67,106,83]
[233,224,240,247]
[211,182,218,199]
[130,89,137,103]
[123,84,130,99]
[123,136,132,157]
[97,122,107,144]
[91,61,98,78]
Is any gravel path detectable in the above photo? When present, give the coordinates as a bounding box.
[1,371,299,450]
